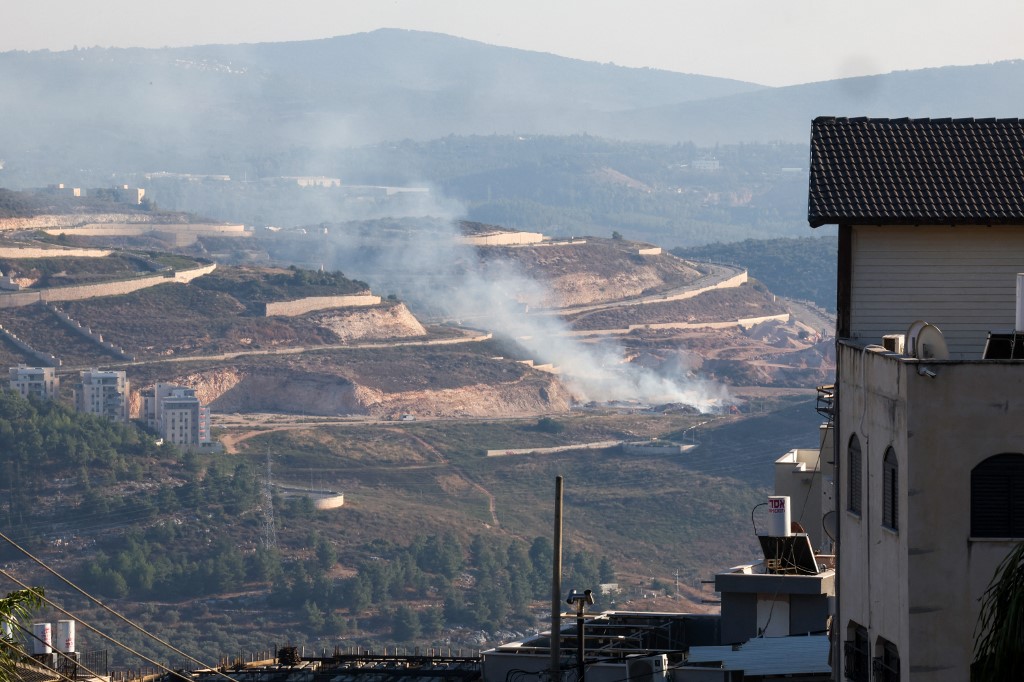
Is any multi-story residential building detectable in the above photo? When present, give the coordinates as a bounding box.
[143,382,210,447]
[76,369,129,422]
[807,116,1024,681]
[8,366,59,401]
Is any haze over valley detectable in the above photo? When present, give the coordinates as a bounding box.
[0,21,1010,669]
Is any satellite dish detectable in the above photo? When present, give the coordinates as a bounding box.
[916,323,949,360]
[905,320,929,357]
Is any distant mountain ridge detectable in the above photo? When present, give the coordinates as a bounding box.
[0,28,762,179]
[2,29,1023,184]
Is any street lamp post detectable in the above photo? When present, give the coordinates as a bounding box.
[566,589,594,682]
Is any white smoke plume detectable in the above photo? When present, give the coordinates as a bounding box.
[308,190,730,413]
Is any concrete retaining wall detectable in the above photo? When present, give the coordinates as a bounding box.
[0,263,216,308]
[462,231,545,246]
[568,312,790,337]
[51,305,134,361]
[264,294,382,317]
[0,213,154,231]
[314,494,346,510]
[657,270,748,304]
[0,246,113,258]
[0,324,60,366]
[486,440,621,457]
[41,222,248,237]
[622,441,689,455]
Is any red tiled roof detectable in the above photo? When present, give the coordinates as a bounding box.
[808,116,1024,228]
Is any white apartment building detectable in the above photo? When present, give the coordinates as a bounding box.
[76,369,129,422]
[8,365,59,401]
[143,382,210,447]
[808,117,1024,681]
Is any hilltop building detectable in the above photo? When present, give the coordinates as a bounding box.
[807,116,1024,681]
[8,365,59,401]
[75,369,129,422]
[142,382,210,447]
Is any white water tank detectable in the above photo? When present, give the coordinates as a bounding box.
[768,496,792,537]
[31,622,52,655]
[57,620,75,654]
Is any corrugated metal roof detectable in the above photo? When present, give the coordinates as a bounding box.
[807,117,1024,228]
[684,635,830,676]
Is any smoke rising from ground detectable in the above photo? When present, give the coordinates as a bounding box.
[305,193,729,413]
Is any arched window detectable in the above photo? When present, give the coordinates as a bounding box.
[844,621,869,682]
[873,637,900,682]
[971,453,1024,537]
[848,434,862,515]
[883,447,898,531]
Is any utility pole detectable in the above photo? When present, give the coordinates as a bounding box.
[262,449,278,550]
[550,476,563,682]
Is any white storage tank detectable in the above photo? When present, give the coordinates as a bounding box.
[57,620,75,654]
[767,495,792,537]
[31,622,52,655]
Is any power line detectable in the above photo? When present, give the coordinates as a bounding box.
[0,528,235,681]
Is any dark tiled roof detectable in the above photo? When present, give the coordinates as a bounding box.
[807,117,1024,228]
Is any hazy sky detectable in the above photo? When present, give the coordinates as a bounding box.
[5,0,1024,86]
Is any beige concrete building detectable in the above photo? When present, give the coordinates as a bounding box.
[75,369,129,422]
[142,382,210,447]
[8,365,59,401]
[808,117,1024,681]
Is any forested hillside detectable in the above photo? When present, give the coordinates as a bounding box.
[674,235,838,310]
[0,390,614,663]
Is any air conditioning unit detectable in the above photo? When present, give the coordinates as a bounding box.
[626,654,668,682]
[882,334,904,354]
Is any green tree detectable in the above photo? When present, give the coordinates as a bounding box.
[303,601,326,632]
[535,417,564,434]
[0,588,44,678]
[599,556,616,583]
[392,605,422,641]
[974,542,1024,679]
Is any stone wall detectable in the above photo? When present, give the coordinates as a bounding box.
[50,306,134,361]
[461,231,545,246]
[486,440,621,457]
[0,263,216,308]
[264,294,382,317]
[0,213,153,231]
[0,324,59,366]
[0,246,113,258]
[567,312,791,337]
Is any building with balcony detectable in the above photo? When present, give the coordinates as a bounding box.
[807,116,1024,681]
[142,382,210,447]
[75,369,129,422]
[8,365,59,401]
